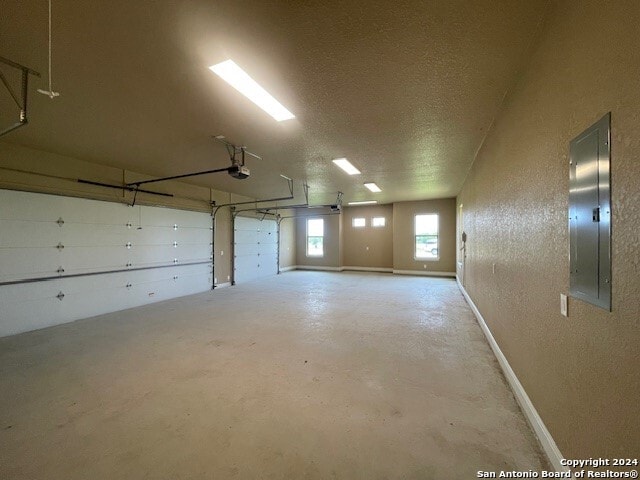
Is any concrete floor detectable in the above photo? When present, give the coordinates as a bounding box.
[0,271,548,479]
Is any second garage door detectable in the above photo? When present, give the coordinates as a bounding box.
[234,216,278,283]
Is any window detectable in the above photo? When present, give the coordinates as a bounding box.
[352,217,366,228]
[415,214,439,259]
[307,218,324,256]
[372,216,386,227]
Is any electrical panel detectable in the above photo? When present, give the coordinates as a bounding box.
[569,113,611,311]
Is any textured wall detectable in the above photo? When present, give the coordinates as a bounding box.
[279,217,296,268]
[393,198,457,273]
[457,0,640,457]
[295,214,342,268]
[342,205,393,269]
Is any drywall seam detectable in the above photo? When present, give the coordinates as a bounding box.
[456,277,568,473]
[392,270,456,277]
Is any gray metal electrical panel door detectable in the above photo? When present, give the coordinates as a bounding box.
[569,113,611,311]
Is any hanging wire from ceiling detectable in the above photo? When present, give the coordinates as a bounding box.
[37,0,60,99]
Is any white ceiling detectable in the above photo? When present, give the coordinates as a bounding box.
[0,0,548,204]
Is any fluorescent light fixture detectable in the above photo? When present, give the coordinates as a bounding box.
[332,158,361,175]
[364,182,381,193]
[348,200,377,205]
[209,60,295,121]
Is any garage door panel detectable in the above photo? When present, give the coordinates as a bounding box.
[175,228,211,245]
[0,248,62,280]
[235,243,262,256]
[234,229,259,245]
[60,246,128,272]
[0,189,213,337]
[235,216,260,230]
[258,254,278,276]
[0,220,64,248]
[258,230,277,244]
[257,242,278,256]
[233,217,278,284]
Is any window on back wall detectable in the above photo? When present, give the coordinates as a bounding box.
[307,218,324,257]
[372,216,386,227]
[415,214,439,260]
[352,217,366,228]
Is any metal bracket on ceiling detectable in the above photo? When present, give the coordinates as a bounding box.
[210,174,295,209]
[124,135,261,189]
[213,135,262,168]
[303,181,310,204]
[0,56,41,138]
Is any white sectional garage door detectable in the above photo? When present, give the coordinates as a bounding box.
[234,216,278,283]
[0,189,213,337]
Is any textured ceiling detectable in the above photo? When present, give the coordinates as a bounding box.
[0,0,548,204]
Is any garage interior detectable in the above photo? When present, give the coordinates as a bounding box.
[1,0,638,478]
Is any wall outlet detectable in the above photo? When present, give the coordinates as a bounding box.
[214,277,217,284]
[560,294,568,317]
[227,275,230,281]
[492,263,496,274]
[423,264,427,269]
[221,250,224,256]
[366,246,369,251]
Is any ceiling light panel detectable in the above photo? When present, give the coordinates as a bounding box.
[348,200,377,205]
[209,60,295,122]
[364,182,381,192]
[332,158,361,175]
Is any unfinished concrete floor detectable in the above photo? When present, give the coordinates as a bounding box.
[0,271,547,479]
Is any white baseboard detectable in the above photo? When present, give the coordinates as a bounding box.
[392,269,456,277]
[279,266,297,272]
[456,277,567,473]
[213,282,232,289]
[342,266,393,273]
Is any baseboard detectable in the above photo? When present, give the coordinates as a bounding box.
[278,266,297,272]
[392,269,456,277]
[342,266,393,273]
[456,277,568,473]
[294,265,343,272]
[213,282,232,289]
[287,266,455,277]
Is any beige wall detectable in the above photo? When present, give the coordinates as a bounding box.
[279,217,296,269]
[295,200,456,273]
[393,198,457,273]
[295,214,341,268]
[457,0,640,457]
[342,205,393,269]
